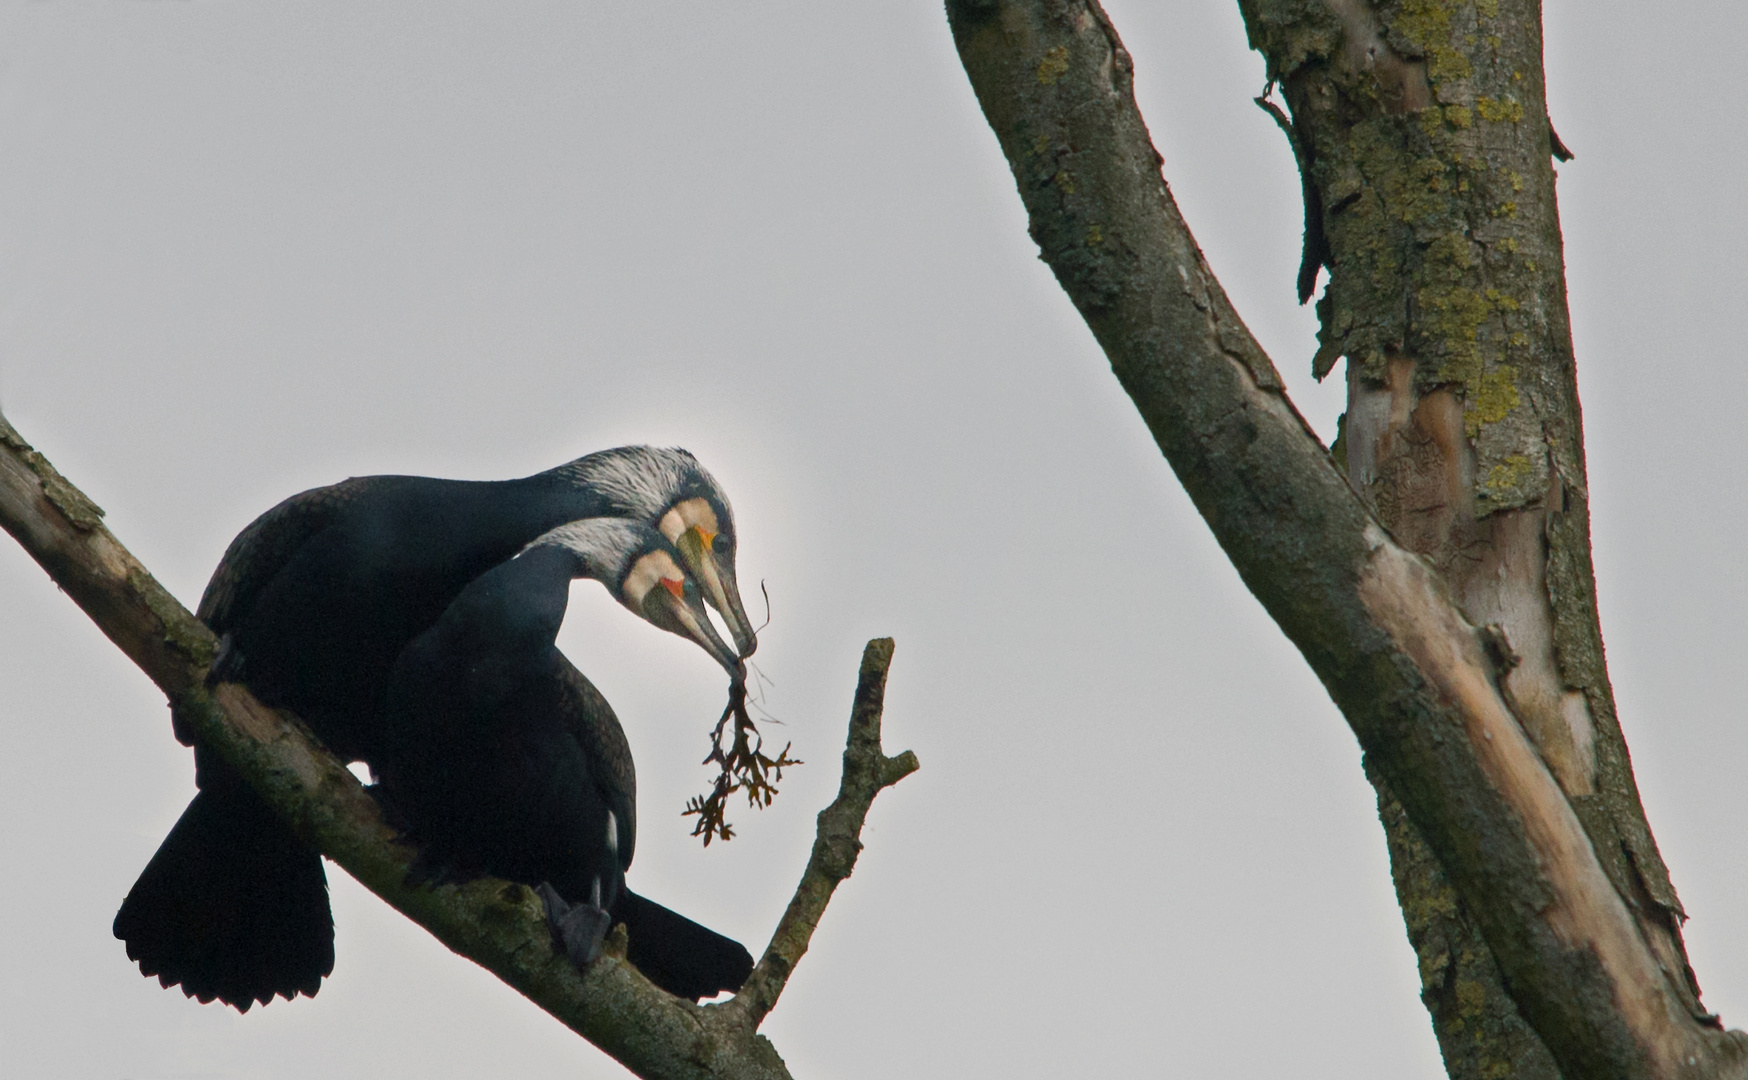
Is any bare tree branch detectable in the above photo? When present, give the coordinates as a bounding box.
[728,638,918,1028]
[942,2,1748,1077]
[0,411,916,1080]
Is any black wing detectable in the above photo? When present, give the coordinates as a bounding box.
[197,477,377,632]
[377,545,634,896]
[552,656,637,869]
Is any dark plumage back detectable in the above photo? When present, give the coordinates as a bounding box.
[117,449,748,1009]
[378,530,752,1001]
[119,471,603,1009]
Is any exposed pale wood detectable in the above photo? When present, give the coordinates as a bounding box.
[1356,530,1690,1074]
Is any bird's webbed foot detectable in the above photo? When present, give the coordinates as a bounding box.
[537,881,612,969]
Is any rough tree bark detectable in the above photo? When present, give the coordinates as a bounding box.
[0,412,917,1080]
[1240,2,1700,1075]
[945,2,1745,1078]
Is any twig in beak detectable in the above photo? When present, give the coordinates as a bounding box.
[683,674,802,845]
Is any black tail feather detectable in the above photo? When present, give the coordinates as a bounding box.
[114,765,334,1012]
[612,888,753,1002]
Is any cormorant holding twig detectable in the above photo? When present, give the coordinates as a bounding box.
[377,518,754,997]
[115,447,757,1010]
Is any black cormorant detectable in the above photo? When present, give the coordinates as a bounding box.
[115,447,755,1010]
[377,518,755,999]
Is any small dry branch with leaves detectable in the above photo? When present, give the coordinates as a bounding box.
[686,678,803,845]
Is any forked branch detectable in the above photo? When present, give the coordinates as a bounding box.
[729,638,918,1027]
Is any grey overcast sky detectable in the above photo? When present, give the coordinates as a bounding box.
[1,3,1743,1078]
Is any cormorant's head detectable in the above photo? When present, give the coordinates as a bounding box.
[564,446,758,659]
[533,518,742,677]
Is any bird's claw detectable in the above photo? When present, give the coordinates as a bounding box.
[537,882,611,968]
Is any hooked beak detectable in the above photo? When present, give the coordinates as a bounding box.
[639,575,744,678]
[673,526,758,658]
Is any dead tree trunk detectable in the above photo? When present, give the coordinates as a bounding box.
[944,1,1746,1077]
[1239,2,1705,1075]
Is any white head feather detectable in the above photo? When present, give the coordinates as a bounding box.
[571,447,693,517]
[523,518,651,586]
[558,445,734,531]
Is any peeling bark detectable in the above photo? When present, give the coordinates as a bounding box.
[944,2,1747,1077]
[0,412,917,1080]
[1239,0,1709,1073]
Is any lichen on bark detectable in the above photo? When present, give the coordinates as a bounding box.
[1239,0,1711,1073]
[1369,759,1562,1080]
[1250,0,1556,515]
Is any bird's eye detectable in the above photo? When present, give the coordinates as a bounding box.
[712,532,730,554]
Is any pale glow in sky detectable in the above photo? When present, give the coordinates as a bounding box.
[1,3,1743,1078]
